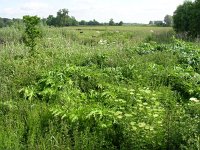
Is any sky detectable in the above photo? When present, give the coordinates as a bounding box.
[0,0,189,23]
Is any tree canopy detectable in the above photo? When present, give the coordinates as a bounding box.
[0,17,14,28]
[173,0,200,38]
[164,15,173,26]
[46,9,78,27]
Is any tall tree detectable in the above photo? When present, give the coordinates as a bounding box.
[56,9,69,26]
[109,18,115,26]
[172,0,200,37]
[190,0,200,37]
[164,15,173,26]
[173,1,193,34]
[46,9,78,27]
[46,15,57,26]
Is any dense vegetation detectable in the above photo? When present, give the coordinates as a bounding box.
[0,24,199,149]
[173,0,200,38]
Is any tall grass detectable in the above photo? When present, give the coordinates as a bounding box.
[0,26,199,149]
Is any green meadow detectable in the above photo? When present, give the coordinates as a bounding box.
[0,26,199,149]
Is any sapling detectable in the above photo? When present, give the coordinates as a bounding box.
[23,15,41,55]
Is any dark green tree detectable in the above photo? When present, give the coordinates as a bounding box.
[190,0,200,37]
[79,20,87,25]
[56,9,69,26]
[46,9,78,27]
[109,18,115,26]
[173,1,193,34]
[173,0,200,37]
[0,17,13,28]
[46,15,57,26]
[0,18,4,28]
[118,21,123,26]
[87,19,100,26]
[164,15,173,26]
[154,21,164,26]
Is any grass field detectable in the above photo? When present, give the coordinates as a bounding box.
[0,26,199,150]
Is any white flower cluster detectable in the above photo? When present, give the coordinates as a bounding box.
[189,97,199,103]
[99,39,107,45]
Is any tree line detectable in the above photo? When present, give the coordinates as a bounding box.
[0,18,20,28]
[0,9,123,28]
[46,9,123,26]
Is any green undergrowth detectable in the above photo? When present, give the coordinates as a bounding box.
[0,26,199,149]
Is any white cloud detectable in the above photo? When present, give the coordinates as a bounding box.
[21,2,49,11]
[0,1,51,18]
[1,7,20,17]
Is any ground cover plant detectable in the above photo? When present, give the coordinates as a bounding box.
[0,25,199,150]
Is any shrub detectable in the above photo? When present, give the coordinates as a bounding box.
[23,16,41,55]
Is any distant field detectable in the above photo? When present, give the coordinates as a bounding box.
[65,25,172,31]
[38,26,174,46]
[64,26,173,42]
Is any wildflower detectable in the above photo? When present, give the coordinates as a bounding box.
[189,97,199,103]
[98,39,107,45]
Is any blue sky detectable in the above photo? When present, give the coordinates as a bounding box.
[0,0,188,23]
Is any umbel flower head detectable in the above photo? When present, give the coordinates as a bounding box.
[189,97,199,103]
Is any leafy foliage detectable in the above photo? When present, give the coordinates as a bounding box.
[23,15,41,54]
[46,9,78,27]
[0,26,199,149]
[173,0,200,38]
